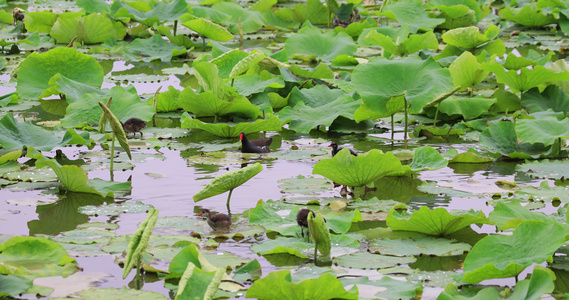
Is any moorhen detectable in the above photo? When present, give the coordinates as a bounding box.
[297,208,314,240]
[199,209,232,230]
[329,142,357,157]
[239,132,271,153]
[121,118,147,139]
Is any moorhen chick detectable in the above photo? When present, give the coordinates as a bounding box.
[121,118,147,139]
[239,132,270,153]
[199,209,232,230]
[329,142,357,157]
[297,208,314,241]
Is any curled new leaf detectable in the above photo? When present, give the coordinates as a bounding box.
[194,163,263,201]
[123,208,159,279]
[98,101,132,160]
[175,262,224,300]
[307,211,331,256]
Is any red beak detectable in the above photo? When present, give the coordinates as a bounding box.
[239,134,243,141]
[198,212,203,216]
[328,144,332,147]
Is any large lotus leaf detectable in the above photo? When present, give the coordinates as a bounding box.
[61,86,155,128]
[439,96,496,119]
[194,163,262,201]
[176,262,224,300]
[49,14,81,44]
[440,266,554,299]
[77,0,111,14]
[211,49,249,78]
[50,13,120,44]
[479,121,546,159]
[499,5,556,27]
[382,0,445,33]
[182,17,233,42]
[16,47,104,100]
[0,236,78,280]
[0,274,32,297]
[522,86,569,114]
[125,34,185,62]
[246,270,358,300]
[39,73,103,103]
[24,11,58,33]
[178,89,259,119]
[112,0,189,26]
[369,237,471,256]
[481,63,569,93]
[516,159,569,180]
[0,114,72,151]
[449,51,491,89]
[213,2,265,34]
[180,113,282,137]
[288,85,346,108]
[489,201,565,231]
[313,149,410,187]
[278,97,359,133]
[232,75,285,97]
[515,116,569,146]
[284,27,357,62]
[386,206,489,236]
[352,56,453,115]
[462,220,565,283]
[275,0,328,25]
[442,25,497,49]
[229,51,267,79]
[334,251,416,269]
[408,146,448,171]
[363,29,438,57]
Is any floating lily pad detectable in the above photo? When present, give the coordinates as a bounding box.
[78,201,153,216]
[65,287,166,300]
[516,159,569,180]
[334,251,416,269]
[194,163,263,202]
[181,113,282,137]
[278,175,331,195]
[284,27,357,62]
[339,275,422,300]
[369,237,471,256]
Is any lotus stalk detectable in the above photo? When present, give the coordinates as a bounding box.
[98,100,132,179]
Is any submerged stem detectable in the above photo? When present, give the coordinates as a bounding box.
[110,132,115,182]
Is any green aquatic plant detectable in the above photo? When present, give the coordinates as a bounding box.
[122,208,159,280]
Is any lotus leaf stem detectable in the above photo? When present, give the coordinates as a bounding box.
[110,132,115,181]
[404,96,408,149]
[226,189,233,215]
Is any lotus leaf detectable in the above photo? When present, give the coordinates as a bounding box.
[369,237,471,256]
[313,149,410,187]
[382,0,445,33]
[182,17,233,42]
[213,2,265,34]
[334,251,416,269]
[438,96,496,120]
[24,11,58,33]
[16,47,104,100]
[111,0,189,27]
[288,85,345,108]
[179,89,259,119]
[0,236,78,280]
[229,51,266,79]
[232,75,285,96]
[69,287,166,299]
[246,270,358,300]
[408,146,448,171]
[77,0,111,14]
[284,27,357,62]
[176,262,224,300]
[211,49,249,78]
[499,5,556,27]
[125,34,186,62]
[352,56,453,115]
[39,73,103,103]
[250,237,312,257]
[522,86,569,114]
[462,220,565,283]
[50,13,124,44]
[0,274,32,297]
[289,64,334,80]
[364,29,438,58]
[155,86,180,112]
[479,121,547,159]
[274,0,328,25]
[442,25,498,49]
[0,113,73,151]
[449,51,492,90]
[339,276,422,300]
[516,159,569,180]
[307,211,331,255]
[278,97,360,133]
[123,208,158,279]
[515,116,569,146]
[194,163,262,201]
[386,206,489,236]
[180,113,282,137]
[489,201,565,231]
[481,63,569,94]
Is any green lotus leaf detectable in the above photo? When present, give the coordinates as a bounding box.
[232,74,285,97]
[352,56,453,115]
[194,163,262,201]
[175,262,224,300]
[284,27,357,62]
[229,51,266,79]
[178,89,259,119]
[489,201,566,231]
[289,64,334,80]
[50,13,122,44]
[442,25,498,49]
[462,220,565,283]
[16,32,55,51]
[274,0,328,25]
[339,276,422,300]
[71,287,166,300]
[516,159,569,180]
[182,17,233,42]
[16,47,104,100]
[480,121,548,159]
[0,150,21,165]
[334,251,416,269]
[125,34,186,62]
[481,63,569,94]
[278,96,360,133]
[439,96,496,120]
[180,113,282,137]
[307,211,331,255]
[522,86,569,114]
[369,237,471,256]
[382,0,445,33]
[288,85,345,108]
[0,274,32,297]
[515,116,569,146]
[0,236,79,280]
[246,270,358,300]
[0,113,74,151]
[155,86,180,112]
[386,206,489,236]
[213,2,265,34]
[123,208,159,279]
[24,11,58,33]
[61,86,155,128]
[313,149,410,187]
[499,5,556,27]
[111,0,189,26]
[364,29,438,58]
[39,73,103,103]
[77,0,111,14]
[408,146,448,171]
[449,51,492,90]
[211,49,249,78]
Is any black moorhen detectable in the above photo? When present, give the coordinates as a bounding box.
[198,209,232,230]
[297,208,314,240]
[329,142,357,157]
[121,118,147,139]
[239,132,270,153]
